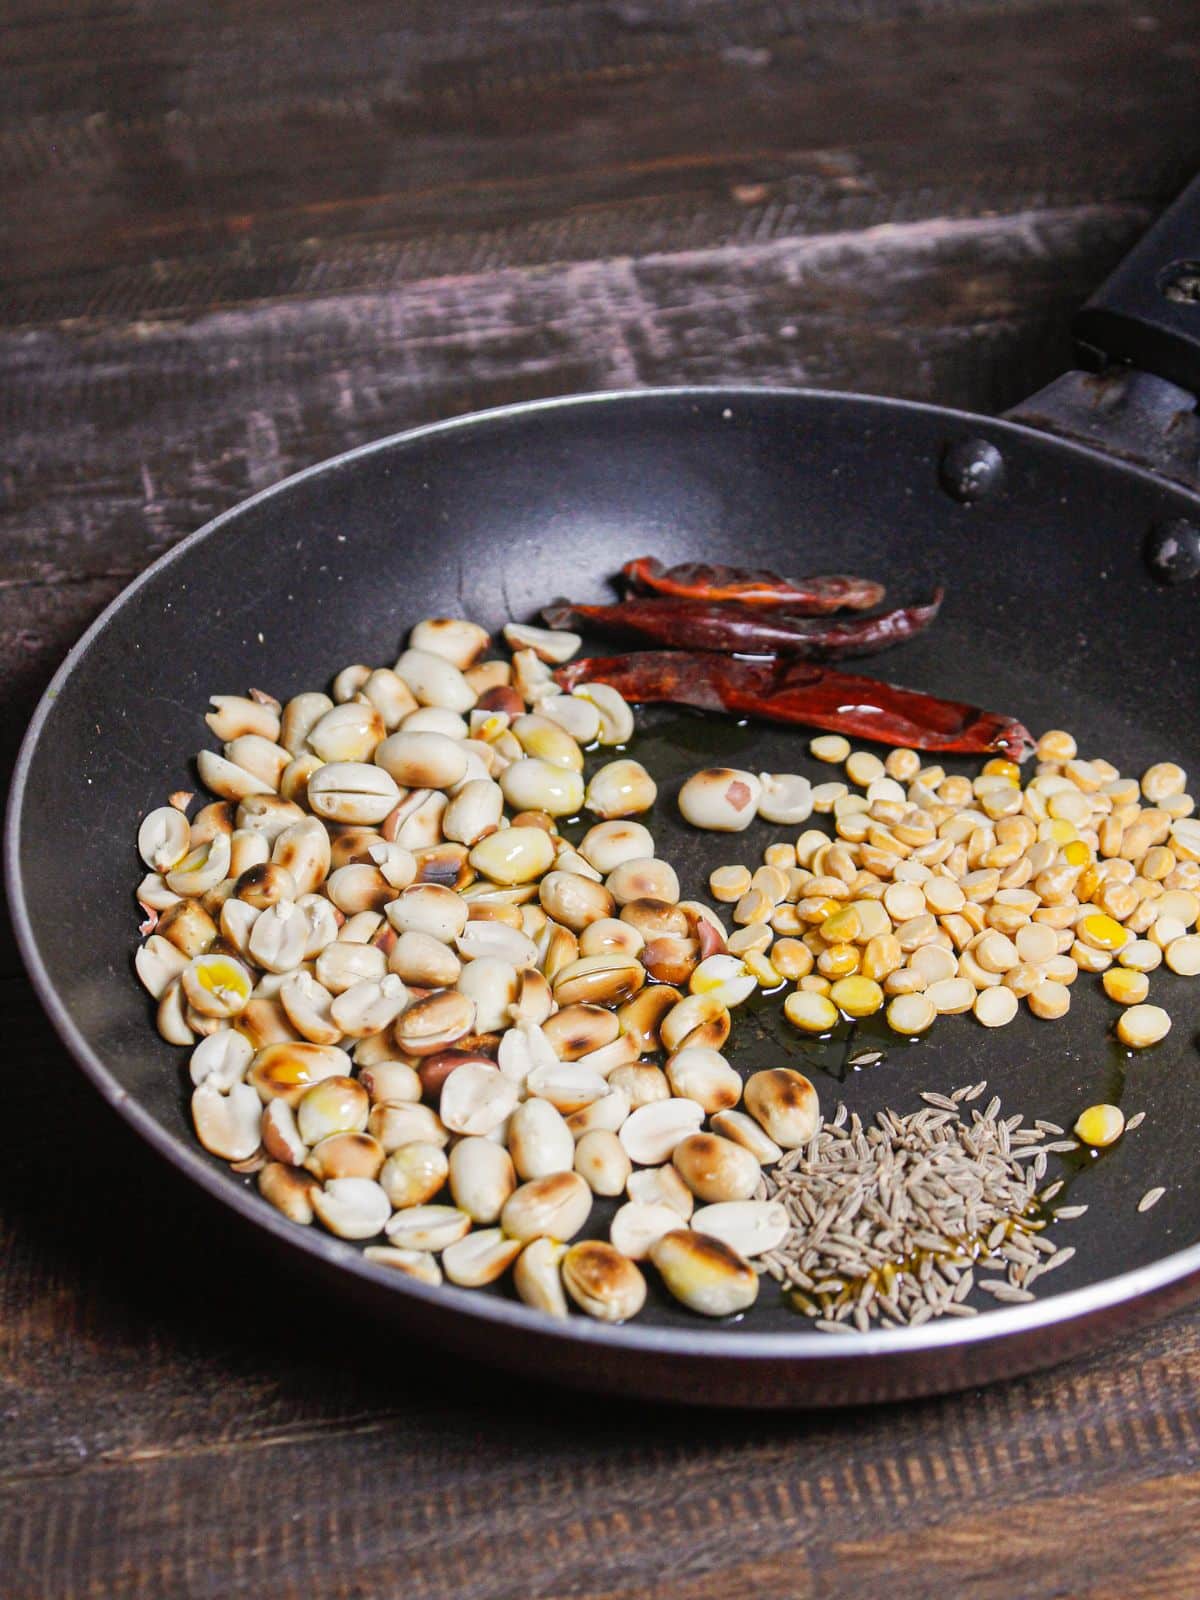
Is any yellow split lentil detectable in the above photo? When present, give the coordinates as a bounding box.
[1074,1104,1125,1147]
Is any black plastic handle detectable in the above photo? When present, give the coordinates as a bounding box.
[1074,176,1200,395]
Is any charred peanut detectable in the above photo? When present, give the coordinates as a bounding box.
[578,819,656,874]
[618,1098,706,1166]
[574,1129,632,1196]
[259,1162,320,1224]
[500,758,584,817]
[138,806,192,873]
[192,1081,262,1162]
[379,1142,451,1209]
[357,1060,423,1105]
[678,768,763,831]
[561,1241,647,1322]
[508,1097,577,1180]
[504,621,581,664]
[551,953,646,1007]
[271,820,334,899]
[375,731,469,790]
[608,1063,671,1111]
[295,1076,369,1144]
[610,1200,688,1260]
[511,713,584,771]
[743,1069,820,1148]
[236,861,300,911]
[136,934,190,998]
[500,1171,593,1242]
[395,647,478,712]
[659,993,731,1054]
[443,779,505,845]
[540,694,601,743]
[526,1059,609,1114]
[469,826,556,885]
[627,1161,695,1219]
[368,1102,448,1154]
[311,1177,392,1240]
[261,1098,307,1164]
[408,618,490,671]
[650,1230,759,1317]
[585,759,657,818]
[606,857,680,906]
[566,1086,632,1140]
[438,1061,519,1136]
[247,1042,354,1105]
[362,1246,443,1285]
[542,1003,619,1060]
[304,1132,386,1182]
[664,1047,743,1113]
[691,1200,789,1258]
[400,707,469,739]
[571,682,633,744]
[386,882,469,943]
[671,1133,761,1203]
[190,1028,254,1091]
[448,1137,517,1223]
[539,870,615,931]
[393,990,477,1055]
[757,774,813,825]
[443,1230,524,1288]
[513,1237,570,1318]
[308,763,400,824]
[708,1109,783,1165]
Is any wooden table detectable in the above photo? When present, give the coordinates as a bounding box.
[5,3,1200,1594]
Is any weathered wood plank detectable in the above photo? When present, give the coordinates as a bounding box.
[3,973,1200,1595]
[0,0,1167,134]
[1,1,1197,321]
[0,203,1154,601]
[4,1275,1200,1599]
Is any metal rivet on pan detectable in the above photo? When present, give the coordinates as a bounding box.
[1159,260,1200,304]
[939,438,1006,503]
[1145,518,1200,585]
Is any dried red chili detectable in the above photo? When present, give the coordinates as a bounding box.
[622,557,885,613]
[556,651,1034,759]
[542,591,942,659]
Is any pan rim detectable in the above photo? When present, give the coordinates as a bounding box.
[9,381,1200,1367]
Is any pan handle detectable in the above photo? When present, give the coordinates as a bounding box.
[1074,174,1200,393]
[1006,177,1200,495]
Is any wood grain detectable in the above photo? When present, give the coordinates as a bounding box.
[5,2,1199,323]
[5,0,1200,1594]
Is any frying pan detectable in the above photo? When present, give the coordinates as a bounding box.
[10,180,1200,1409]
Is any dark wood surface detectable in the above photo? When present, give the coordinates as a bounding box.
[5,3,1200,1594]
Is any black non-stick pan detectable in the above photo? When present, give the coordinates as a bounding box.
[10,181,1200,1409]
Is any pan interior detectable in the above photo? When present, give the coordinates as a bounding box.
[11,389,1200,1343]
